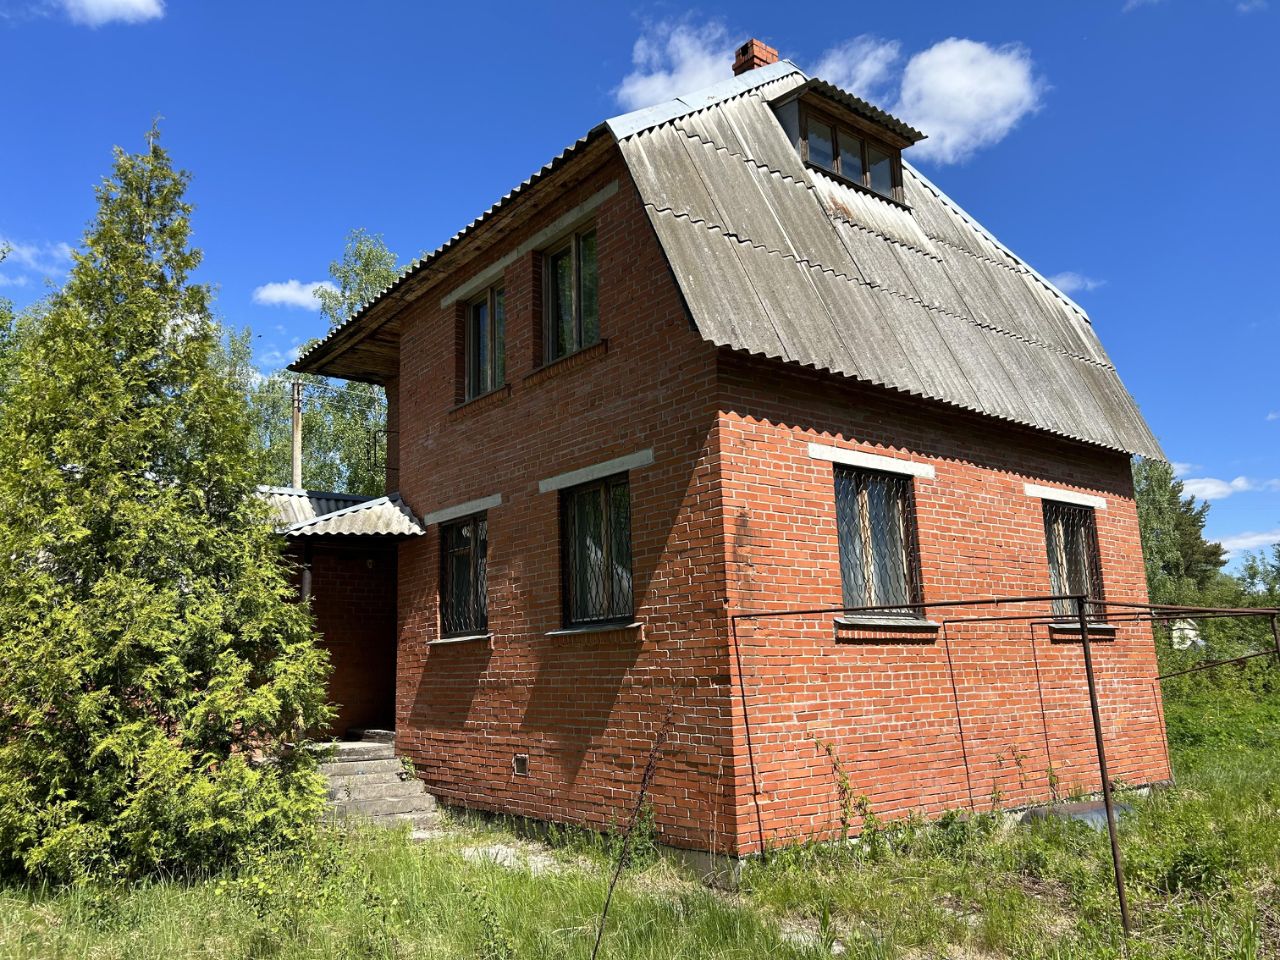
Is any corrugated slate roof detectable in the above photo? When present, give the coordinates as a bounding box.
[294,59,1161,460]
[611,65,1162,459]
[258,486,425,538]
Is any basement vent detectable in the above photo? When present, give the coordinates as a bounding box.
[512,754,529,777]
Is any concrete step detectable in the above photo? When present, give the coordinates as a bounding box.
[317,757,403,777]
[373,811,441,831]
[331,793,438,819]
[347,728,395,744]
[313,741,396,763]
[327,776,425,803]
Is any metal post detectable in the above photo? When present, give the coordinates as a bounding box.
[1272,615,1279,659]
[290,378,303,490]
[1076,595,1132,937]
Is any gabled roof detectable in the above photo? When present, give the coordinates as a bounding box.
[258,486,425,538]
[610,64,1162,459]
[295,60,1161,460]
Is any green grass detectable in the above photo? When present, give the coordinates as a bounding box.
[3,701,1278,960]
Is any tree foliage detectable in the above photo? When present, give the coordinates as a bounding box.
[1133,458,1228,604]
[249,229,398,496]
[0,129,331,884]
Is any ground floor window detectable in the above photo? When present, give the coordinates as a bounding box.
[1042,501,1104,619]
[834,466,921,615]
[440,513,488,636]
[561,474,632,626]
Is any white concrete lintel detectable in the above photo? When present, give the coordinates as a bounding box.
[440,181,619,308]
[1023,483,1107,510]
[538,449,654,494]
[806,442,935,479]
[420,493,503,527]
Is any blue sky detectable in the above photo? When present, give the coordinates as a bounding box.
[1,0,1277,560]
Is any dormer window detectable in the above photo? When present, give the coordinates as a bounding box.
[799,105,903,204]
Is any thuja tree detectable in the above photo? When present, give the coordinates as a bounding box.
[0,129,332,883]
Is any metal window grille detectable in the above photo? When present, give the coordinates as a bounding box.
[440,513,488,636]
[1042,501,1105,619]
[561,474,632,626]
[834,467,922,615]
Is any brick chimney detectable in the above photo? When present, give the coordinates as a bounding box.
[733,38,779,76]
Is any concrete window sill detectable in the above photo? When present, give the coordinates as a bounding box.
[834,616,940,642]
[427,633,493,647]
[546,620,643,639]
[1048,622,1118,641]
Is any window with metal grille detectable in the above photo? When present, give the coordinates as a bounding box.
[834,467,922,615]
[561,474,632,626]
[544,227,599,363]
[440,514,488,636]
[465,286,505,400]
[1042,501,1105,619]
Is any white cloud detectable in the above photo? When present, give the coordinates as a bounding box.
[251,279,336,311]
[1266,411,1280,422]
[60,0,163,26]
[1047,271,1105,294]
[1182,475,1262,500]
[614,25,1046,165]
[614,19,737,111]
[1171,461,1197,478]
[1217,528,1280,556]
[896,39,1046,165]
[0,274,30,288]
[813,35,901,104]
[1237,0,1268,12]
[0,235,73,275]
[257,344,303,369]
[1123,0,1164,10]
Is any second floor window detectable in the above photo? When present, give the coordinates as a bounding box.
[545,227,598,362]
[441,513,488,636]
[1042,501,1105,619]
[561,474,632,626]
[834,466,921,615]
[466,286,505,400]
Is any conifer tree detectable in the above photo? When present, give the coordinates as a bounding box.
[0,128,331,883]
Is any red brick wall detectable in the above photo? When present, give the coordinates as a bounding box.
[392,155,741,853]
[293,541,399,737]
[383,145,1168,858]
[714,353,1170,853]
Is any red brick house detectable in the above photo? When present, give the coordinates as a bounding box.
[289,42,1169,860]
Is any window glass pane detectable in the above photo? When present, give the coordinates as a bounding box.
[567,487,605,623]
[578,231,599,347]
[1043,503,1101,618]
[608,479,632,618]
[865,475,910,608]
[469,298,489,396]
[867,144,894,197]
[835,468,916,613]
[492,287,506,387]
[839,133,865,183]
[441,517,487,635]
[808,120,835,171]
[548,246,574,359]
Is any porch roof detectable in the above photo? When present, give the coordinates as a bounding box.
[258,486,425,538]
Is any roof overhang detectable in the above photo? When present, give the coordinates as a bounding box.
[769,78,926,148]
[291,127,618,384]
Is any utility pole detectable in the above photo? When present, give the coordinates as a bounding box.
[290,378,303,490]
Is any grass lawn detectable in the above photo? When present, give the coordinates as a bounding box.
[2,701,1277,960]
